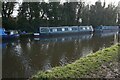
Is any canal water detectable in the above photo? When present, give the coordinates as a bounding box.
[2,32,119,78]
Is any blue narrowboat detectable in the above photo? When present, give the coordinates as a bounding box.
[0,28,7,37]
[34,26,94,37]
[95,26,119,32]
[0,28,19,39]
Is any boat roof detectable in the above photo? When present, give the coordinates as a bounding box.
[40,26,93,28]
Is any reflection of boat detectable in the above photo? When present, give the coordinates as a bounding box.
[95,26,119,32]
[34,34,93,42]
[95,31,118,37]
[1,43,7,49]
[2,39,20,49]
[34,26,94,37]
[0,28,19,39]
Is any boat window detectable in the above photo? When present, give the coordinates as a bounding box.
[83,27,86,30]
[103,27,106,29]
[65,28,68,31]
[99,27,102,29]
[72,27,77,31]
[79,27,83,30]
[10,31,14,35]
[41,28,49,33]
[50,29,53,32]
[57,28,62,31]
[53,29,57,32]
[87,27,90,29]
[62,28,65,31]
[69,28,72,31]
[85,27,88,29]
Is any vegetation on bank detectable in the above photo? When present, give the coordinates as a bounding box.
[31,44,119,79]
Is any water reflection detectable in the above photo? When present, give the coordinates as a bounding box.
[34,34,93,42]
[2,32,119,78]
[95,31,119,37]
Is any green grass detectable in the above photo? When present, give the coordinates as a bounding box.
[31,43,120,79]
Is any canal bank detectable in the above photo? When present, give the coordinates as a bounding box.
[31,44,120,79]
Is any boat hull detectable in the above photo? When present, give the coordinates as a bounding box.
[34,31,93,38]
[94,30,119,33]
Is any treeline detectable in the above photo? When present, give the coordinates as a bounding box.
[2,1,120,32]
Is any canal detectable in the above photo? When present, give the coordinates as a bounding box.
[2,32,119,78]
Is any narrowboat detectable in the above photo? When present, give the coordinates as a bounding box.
[0,28,19,39]
[34,26,94,37]
[95,26,119,33]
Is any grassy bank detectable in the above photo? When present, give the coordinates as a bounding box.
[31,44,120,79]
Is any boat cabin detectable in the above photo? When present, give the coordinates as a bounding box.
[95,26,119,31]
[0,28,19,39]
[5,30,19,35]
[39,26,93,34]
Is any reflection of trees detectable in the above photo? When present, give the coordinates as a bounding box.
[3,43,25,78]
[3,36,93,77]
[29,34,93,69]
[113,33,119,44]
[3,39,35,78]
[119,34,120,42]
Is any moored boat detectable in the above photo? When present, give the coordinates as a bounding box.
[95,26,119,33]
[0,28,7,38]
[34,26,94,37]
[0,28,19,39]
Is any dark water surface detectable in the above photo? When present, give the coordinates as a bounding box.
[2,32,119,78]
